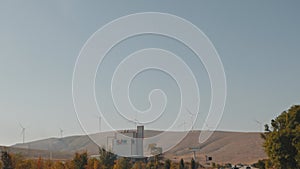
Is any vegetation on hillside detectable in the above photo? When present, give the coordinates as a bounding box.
[0,148,205,169]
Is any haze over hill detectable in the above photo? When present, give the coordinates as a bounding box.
[11,130,266,164]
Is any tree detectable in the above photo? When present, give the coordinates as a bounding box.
[113,157,132,169]
[87,158,101,169]
[44,159,54,169]
[164,159,171,169]
[252,159,272,169]
[16,159,34,169]
[131,161,146,169]
[146,160,155,169]
[212,162,216,168]
[179,159,184,169]
[98,147,117,169]
[170,163,178,169]
[262,105,300,169]
[53,161,66,169]
[224,163,232,168]
[10,152,24,169]
[154,154,161,169]
[1,151,13,169]
[190,158,196,169]
[72,152,88,169]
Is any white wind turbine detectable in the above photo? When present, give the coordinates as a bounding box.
[59,128,64,138]
[186,107,197,131]
[97,115,102,133]
[115,108,140,129]
[125,117,140,129]
[89,113,103,133]
[132,111,140,127]
[178,120,187,131]
[124,110,141,129]
[254,119,264,132]
[133,117,140,127]
[92,114,102,133]
[18,122,25,144]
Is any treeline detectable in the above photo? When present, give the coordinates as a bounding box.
[0,148,202,169]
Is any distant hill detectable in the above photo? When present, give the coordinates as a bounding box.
[11,130,267,164]
[164,131,267,164]
[13,136,96,153]
[0,145,73,160]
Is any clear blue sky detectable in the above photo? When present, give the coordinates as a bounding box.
[0,1,299,146]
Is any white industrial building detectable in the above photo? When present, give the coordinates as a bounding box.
[112,126,144,157]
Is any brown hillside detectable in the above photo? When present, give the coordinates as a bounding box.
[11,130,267,164]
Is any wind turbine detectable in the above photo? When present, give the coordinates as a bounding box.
[189,108,213,132]
[133,118,140,127]
[125,117,140,129]
[123,109,141,129]
[91,113,102,133]
[203,121,212,131]
[18,122,25,144]
[186,107,197,131]
[133,111,140,127]
[178,120,187,131]
[98,115,102,133]
[59,128,64,138]
[254,119,263,132]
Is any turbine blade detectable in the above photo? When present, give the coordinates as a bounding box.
[18,122,24,129]
[186,107,196,116]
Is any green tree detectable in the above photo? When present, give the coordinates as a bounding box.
[190,158,196,169]
[1,151,13,169]
[224,163,232,168]
[179,159,184,169]
[252,159,271,169]
[154,154,162,169]
[212,162,216,168]
[262,105,300,169]
[164,159,171,169]
[72,152,88,169]
[99,147,117,169]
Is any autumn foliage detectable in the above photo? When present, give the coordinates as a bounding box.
[0,150,193,169]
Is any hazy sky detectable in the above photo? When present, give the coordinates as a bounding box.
[0,1,300,146]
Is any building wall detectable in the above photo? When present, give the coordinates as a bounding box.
[112,126,144,157]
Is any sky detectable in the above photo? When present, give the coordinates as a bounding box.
[0,1,300,146]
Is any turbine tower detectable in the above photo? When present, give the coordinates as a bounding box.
[254,119,263,132]
[98,116,101,132]
[186,107,197,131]
[91,114,102,133]
[178,120,187,131]
[19,122,25,144]
[59,128,64,138]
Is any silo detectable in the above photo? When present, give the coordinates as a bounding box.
[136,126,144,157]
